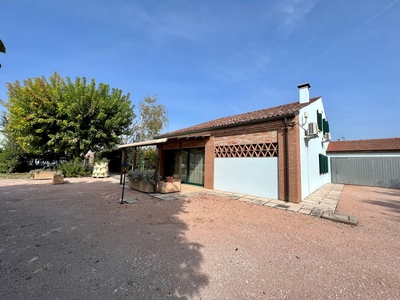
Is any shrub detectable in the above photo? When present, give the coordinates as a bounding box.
[57,160,89,178]
[127,169,158,184]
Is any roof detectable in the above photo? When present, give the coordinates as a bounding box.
[327,138,400,153]
[158,97,321,138]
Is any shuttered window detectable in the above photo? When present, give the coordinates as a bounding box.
[323,119,330,134]
[319,154,329,175]
[317,111,323,131]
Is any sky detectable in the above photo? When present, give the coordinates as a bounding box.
[0,0,399,141]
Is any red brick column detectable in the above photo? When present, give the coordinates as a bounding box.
[204,136,215,189]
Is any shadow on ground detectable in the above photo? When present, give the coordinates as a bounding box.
[0,178,209,300]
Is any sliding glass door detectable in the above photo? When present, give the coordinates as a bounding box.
[163,148,204,186]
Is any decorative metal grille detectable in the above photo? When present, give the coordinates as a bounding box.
[215,143,278,158]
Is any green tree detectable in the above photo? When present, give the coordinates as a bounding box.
[2,72,135,159]
[122,95,168,144]
[0,111,29,173]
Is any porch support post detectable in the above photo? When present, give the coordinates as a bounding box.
[120,149,125,185]
[154,146,159,192]
[133,146,137,170]
[179,141,183,180]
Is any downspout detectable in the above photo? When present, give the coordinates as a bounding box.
[284,118,289,202]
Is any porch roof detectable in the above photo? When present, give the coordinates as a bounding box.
[117,138,168,149]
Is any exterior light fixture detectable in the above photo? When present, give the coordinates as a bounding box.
[120,161,130,204]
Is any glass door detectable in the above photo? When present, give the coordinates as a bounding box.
[186,148,204,186]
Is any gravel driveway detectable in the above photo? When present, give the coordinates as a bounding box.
[1,178,399,299]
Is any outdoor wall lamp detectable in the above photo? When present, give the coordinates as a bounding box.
[120,161,130,204]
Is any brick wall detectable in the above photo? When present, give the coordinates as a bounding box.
[204,136,215,189]
[159,117,303,203]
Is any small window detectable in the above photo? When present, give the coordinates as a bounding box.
[319,154,329,175]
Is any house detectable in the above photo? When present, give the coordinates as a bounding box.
[327,138,400,188]
[153,83,331,203]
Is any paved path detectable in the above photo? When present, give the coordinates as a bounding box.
[111,174,353,223]
[151,183,344,216]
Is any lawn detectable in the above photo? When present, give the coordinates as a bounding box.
[0,172,31,179]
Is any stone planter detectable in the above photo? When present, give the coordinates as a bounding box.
[92,162,109,178]
[139,181,155,193]
[157,180,181,193]
[129,180,140,190]
[34,171,56,180]
[129,179,155,193]
[52,174,64,185]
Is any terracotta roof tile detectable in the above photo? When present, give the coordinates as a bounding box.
[327,138,400,153]
[159,97,320,137]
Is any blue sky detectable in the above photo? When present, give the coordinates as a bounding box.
[1,0,399,140]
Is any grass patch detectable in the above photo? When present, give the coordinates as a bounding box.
[0,173,31,179]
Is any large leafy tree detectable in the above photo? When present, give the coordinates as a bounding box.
[2,72,135,159]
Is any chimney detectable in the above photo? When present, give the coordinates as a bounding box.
[298,82,310,103]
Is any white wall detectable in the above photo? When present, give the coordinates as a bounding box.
[299,98,331,200]
[214,157,278,199]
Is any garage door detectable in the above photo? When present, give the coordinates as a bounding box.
[331,157,400,188]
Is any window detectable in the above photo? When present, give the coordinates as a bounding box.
[323,119,330,134]
[317,111,323,131]
[319,154,329,174]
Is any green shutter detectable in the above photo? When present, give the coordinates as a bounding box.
[325,155,329,173]
[317,111,323,131]
[323,119,330,134]
[319,154,323,174]
[319,154,329,175]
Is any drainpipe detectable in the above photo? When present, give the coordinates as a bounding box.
[284,118,289,202]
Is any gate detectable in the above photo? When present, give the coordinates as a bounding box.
[331,157,400,188]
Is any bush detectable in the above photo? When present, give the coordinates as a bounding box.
[57,160,89,178]
[127,169,158,184]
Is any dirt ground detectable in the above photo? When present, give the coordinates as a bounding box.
[1,177,399,299]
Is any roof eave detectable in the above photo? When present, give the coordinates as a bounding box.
[156,113,297,139]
